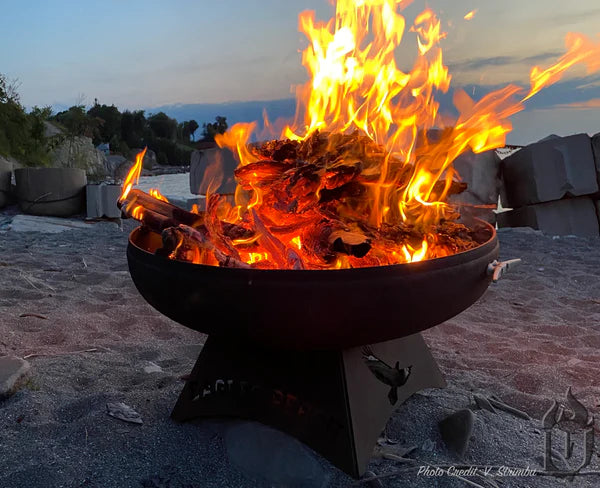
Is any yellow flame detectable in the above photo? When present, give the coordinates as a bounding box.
[131,205,144,220]
[291,236,302,250]
[120,147,147,202]
[523,32,600,101]
[463,10,477,21]
[203,1,600,267]
[247,252,269,264]
[149,189,169,202]
[402,238,428,262]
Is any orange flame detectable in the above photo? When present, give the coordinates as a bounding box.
[177,2,600,267]
[149,189,169,202]
[523,32,600,101]
[463,10,477,21]
[120,147,147,202]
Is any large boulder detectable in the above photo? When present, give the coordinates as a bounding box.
[50,136,108,182]
[112,149,157,181]
[106,154,127,179]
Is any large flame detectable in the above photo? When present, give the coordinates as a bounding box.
[210,0,600,267]
[119,147,147,202]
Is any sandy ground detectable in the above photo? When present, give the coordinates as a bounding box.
[0,212,599,487]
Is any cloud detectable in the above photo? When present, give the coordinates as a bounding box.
[545,7,600,26]
[449,51,563,72]
[543,98,600,110]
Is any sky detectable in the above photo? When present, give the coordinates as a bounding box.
[1,0,600,145]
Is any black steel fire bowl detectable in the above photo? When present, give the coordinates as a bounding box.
[126,219,499,478]
[127,219,498,350]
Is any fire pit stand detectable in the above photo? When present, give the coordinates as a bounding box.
[171,333,445,477]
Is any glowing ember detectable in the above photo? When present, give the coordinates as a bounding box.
[463,10,477,21]
[123,0,600,270]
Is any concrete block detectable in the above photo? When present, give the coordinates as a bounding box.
[449,149,501,223]
[497,197,599,237]
[501,133,597,208]
[0,158,12,209]
[591,132,600,176]
[190,148,238,195]
[86,184,122,219]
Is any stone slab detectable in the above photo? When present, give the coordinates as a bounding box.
[501,133,597,208]
[0,356,30,399]
[8,214,91,233]
[189,148,238,195]
[497,197,599,237]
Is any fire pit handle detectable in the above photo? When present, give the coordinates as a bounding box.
[487,259,521,283]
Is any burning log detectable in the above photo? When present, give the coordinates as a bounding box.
[120,189,254,242]
[159,225,251,269]
[119,189,203,228]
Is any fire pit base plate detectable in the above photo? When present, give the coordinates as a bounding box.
[171,333,445,478]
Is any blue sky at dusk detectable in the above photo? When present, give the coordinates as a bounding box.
[1,0,600,145]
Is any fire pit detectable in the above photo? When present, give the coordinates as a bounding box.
[127,220,497,350]
[116,0,600,478]
[126,221,499,476]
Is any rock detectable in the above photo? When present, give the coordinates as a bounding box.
[129,148,157,170]
[43,121,63,138]
[224,421,330,487]
[143,362,163,374]
[49,135,108,182]
[439,409,474,457]
[0,356,31,399]
[106,402,143,424]
[106,155,127,178]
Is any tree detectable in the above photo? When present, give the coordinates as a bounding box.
[87,102,122,145]
[148,112,177,141]
[121,110,148,149]
[53,105,99,139]
[0,74,50,166]
[202,116,228,141]
[188,119,199,141]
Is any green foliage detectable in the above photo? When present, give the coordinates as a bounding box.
[121,110,148,149]
[202,116,228,141]
[52,105,100,139]
[148,112,177,141]
[0,74,227,167]
[151,138,193,165]
[87,101,122,145]
[0,74,51,166]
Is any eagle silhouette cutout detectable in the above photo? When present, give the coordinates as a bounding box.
[362,346,412,405]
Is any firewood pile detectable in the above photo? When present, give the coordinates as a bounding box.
[120,132,492,269]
